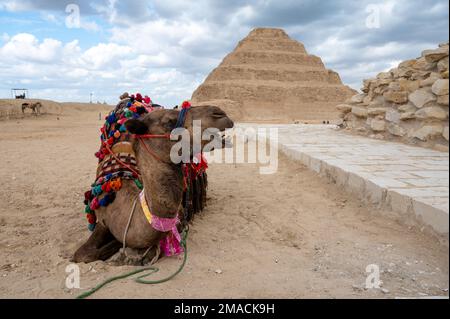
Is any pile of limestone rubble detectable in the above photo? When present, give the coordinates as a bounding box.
[337,42,449,151]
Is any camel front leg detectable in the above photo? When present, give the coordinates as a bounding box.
[72,223,121,263]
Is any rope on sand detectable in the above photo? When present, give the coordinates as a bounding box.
[75,227,189,299]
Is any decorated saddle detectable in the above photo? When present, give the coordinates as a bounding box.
[82,94,208,256]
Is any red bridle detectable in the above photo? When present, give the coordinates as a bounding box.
[103,105,190,174]
[134,133,171,162]
[133,104,190,163]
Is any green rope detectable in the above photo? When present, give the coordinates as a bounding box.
[76,227,189,299]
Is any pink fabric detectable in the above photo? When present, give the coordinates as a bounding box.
[143,104,154,113]
[151,214,183,256]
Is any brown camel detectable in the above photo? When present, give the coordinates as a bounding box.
[21,102,42,115]
[72,106,234,263]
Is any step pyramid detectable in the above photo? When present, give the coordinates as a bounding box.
[191,28,356,122]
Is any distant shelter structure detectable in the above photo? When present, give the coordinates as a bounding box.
[11,88,28,99]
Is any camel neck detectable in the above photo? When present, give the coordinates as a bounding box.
[136,148,183,219]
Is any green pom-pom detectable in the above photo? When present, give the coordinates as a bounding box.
[85,205,93,214]
[125,110,133,118]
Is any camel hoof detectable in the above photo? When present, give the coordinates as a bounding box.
[71,249,97,263]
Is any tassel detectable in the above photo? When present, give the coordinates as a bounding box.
[134,179,143,189]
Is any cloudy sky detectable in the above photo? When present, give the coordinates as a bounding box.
[0,0,448,106]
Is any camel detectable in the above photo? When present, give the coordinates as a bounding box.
[72,104,234,264]
[21,102,42,115]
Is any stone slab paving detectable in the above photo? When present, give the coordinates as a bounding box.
[239,123,449,236]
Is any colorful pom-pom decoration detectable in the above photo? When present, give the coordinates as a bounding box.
[181,101,191,109]
[83,92,193,231]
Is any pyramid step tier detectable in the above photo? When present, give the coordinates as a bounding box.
[206,66,343,84]
[223,50,324,67]
[244,102,342,121]
[236,38,307,54]
[193,82,354,103]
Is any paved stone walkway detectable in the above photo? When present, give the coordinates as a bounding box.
[239,124,449,236]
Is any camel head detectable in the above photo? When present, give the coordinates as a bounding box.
[125,105,234,163]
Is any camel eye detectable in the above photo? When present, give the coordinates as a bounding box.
[212,111,225,118]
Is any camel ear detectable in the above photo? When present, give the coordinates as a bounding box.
[125,119,148,135]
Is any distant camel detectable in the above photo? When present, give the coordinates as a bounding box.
[21,102,42,115]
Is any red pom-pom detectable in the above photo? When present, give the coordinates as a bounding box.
[84,190,93,201]
[181,101,191,109]
[87,213,96,224]
[136,93,143,102]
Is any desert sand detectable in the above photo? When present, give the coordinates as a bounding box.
[0,100,448,298]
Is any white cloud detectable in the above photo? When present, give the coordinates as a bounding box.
[0,0,30,12]
[0,33,63,63]
[80,19,101,32]
[81,42,133,69]
[0,31,199,105]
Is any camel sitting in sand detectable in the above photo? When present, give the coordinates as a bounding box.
[72,105,234,263]
[21,102,42,115]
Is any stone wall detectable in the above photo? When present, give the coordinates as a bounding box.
[337,42,449,151]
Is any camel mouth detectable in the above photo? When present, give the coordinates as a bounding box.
[218,127,234,148]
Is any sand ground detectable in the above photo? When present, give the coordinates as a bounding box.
[0,102,448,298]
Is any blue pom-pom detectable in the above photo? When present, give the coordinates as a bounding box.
[119,124,127,132]
[99,198,107,206]
[107,114,116,124]
[88,223,96,231]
